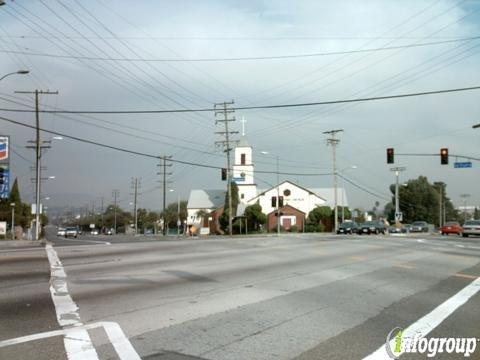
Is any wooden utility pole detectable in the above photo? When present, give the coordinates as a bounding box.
[323,129,343,233]
[17,90,58,241]
[157,156,172,236]
[215,101,238,236]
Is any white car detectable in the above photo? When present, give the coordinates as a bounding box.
[57,228,66,236]
[462,220,480,237]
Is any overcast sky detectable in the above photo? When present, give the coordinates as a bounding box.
[1,0,479,214]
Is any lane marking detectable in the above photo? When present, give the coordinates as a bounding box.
[348,256,367,261]
[454,273,479,280]
[46,244,99,360]
[393,263,416,270]
[59,238,111,245]
[456,244,466,248]
[0,321,141,360]
[363,276,480,359]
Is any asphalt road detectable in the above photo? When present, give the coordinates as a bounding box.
[1,230,480,359]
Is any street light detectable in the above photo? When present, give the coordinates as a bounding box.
[169,189,181,236]
[340,165,357,223]
[10,203,15,240]
[260,151,280,236]
[0,70,29,82]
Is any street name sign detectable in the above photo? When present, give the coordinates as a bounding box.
[454,162,472,168]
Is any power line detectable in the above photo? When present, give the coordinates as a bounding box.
[0,114,334,176]
[1,85,479,115]
[2,36,479,62]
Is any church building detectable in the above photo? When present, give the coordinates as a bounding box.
[187,134,348,233]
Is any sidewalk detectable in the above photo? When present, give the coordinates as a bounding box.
[0,239,45,250]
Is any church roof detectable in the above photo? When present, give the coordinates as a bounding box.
[237,136,250,148]
[187,189,225,210]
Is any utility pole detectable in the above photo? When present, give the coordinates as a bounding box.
[460,194,471,222]
[215,101,238,236]
[434,182,444,229]
[112,189,119,233]
[17,89,58,241]
[390,167,406,226]
[101,197,104,230]
[131,177,141,235]
[323,129,343,233]
[157,156,172,236]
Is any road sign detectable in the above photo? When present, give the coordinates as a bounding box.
[395,212,403,221]
[454,162,472,168]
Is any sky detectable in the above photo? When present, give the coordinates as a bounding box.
[0,0,479,215]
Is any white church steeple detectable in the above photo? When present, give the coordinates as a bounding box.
[233,117,257,203]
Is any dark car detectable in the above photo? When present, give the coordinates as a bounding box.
[441,221,462,236]
[410,221,428,233]
[358,220,386,235]
[337,221,359,234]
[64,227,78,238]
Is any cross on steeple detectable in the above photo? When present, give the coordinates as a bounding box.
[241,116,247,136]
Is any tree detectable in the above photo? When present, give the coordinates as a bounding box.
[219,182,239,232]
[307,206,332,232]
[308,206,332,224]
[391,176,456,224]
[244,202,267,232]
[0,178,32,229]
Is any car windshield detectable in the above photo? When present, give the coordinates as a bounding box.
[444,222,459,226]
[65,227,77,231]
[412,222,426,226]
[465,220,480,226]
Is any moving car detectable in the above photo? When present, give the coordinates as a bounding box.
[410,221,428,233]
[462,220,480,237]
[388,225,407,234]
[337,221,359,234]
[441,221,462,236]
[64,227,78,238]
[90,229,99,235]
[56,227,66,236]
[358,220,386,235]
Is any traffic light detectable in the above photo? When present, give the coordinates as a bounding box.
[0,166,4,185]
[271,196,277,208]
[221,168,227,181]
[387,148,394,164]
[440,148,448,165]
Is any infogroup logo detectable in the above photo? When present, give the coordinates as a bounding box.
[386,327,478,359]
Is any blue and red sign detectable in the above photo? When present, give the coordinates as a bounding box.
[0,136,8,161]
[0,165,9,199]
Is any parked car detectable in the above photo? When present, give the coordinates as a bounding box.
[462,220,480,237]
[56,227,66,236]
[358,220,386,235]
[337,221,359,234]
[441,221,462,236]
[90,229,99,235]
[410,221,428,233]
[105,228,113,235]
[65,227,78,238]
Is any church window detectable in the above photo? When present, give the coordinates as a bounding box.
[271,196,276,207]
[279,196,284,207]
[283,189,291,196]
[241,193,244,199]
[241,153,246,165]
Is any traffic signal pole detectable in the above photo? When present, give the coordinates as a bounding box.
[390,167,406,226]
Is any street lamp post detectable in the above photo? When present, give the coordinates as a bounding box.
[10,203,15,240]
[340,165,357,223]
[261,151,280,236]
[390,167,406,226]
[0,70,29,82]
